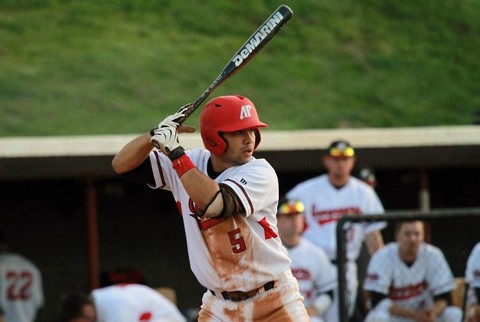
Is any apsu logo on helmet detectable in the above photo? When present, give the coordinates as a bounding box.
[240,105,253,120]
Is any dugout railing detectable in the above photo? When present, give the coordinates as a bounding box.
[336,208,480,322]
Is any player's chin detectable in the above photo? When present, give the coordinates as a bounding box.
[235,154,252,165]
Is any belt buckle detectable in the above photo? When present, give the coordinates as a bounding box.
[235,291,248,301]
[220,282,274,302]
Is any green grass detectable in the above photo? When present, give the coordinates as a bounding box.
[1,0,479,136]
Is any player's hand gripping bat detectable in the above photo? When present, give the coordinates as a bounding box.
[152,4,293,150]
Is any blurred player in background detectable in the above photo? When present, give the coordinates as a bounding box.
[356,168,377,189]
[0,232,44,322]
[287,139,385,321]
[466,242,480,322]
[364,220,462,322]
[57,267,186,322]
[354,166,379,320]
[277,198,337,322]
[56,291,95,322]
[112,95,309,321]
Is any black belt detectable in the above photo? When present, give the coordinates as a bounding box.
[209,281,276,302]
[331,259,354,265]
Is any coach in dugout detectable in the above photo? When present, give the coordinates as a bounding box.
[363,220,461,322]
[286,139,386,321]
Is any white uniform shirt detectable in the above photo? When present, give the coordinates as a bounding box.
[466,242,480,304]
[0,253,44,322]
[287,239,336,308]
[91,284,186,322]
[287,174,385,261]
[364,242,456,310]
[149,148,291,292]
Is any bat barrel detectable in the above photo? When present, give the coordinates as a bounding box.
[176,4,293,126]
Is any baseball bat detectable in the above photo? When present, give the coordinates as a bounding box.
[176,4,293,125]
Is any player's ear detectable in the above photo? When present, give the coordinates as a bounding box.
[321,155,330,167]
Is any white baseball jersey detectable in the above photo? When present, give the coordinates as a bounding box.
[0,253,44,322]
[466,242,480,289]
[466,242,480,304]
[287,239,336,308]
[91,284,186,322]
[364,242,456,311]
[287,174,385,261]
[148,148,291,292]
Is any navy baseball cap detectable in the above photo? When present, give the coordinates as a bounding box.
[328,140,355,157]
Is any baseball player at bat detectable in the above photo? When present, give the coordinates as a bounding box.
[466,242,480,322]
[276,198,337,322]
[112,95,309,321]
[286,140,386,321]
[364,220,462,322]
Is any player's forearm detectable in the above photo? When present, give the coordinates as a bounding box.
[389,304,417,319]
[180,168,221,210]
[431,299,448,316]
[112,132,153,174]
[365,230,384,255]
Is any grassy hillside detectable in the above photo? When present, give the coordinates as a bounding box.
[1,0,479,136]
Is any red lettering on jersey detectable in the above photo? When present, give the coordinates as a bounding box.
[366,273,379,281]
[258,217,278,239]
[6,270,33,301]
[139,312,152,321]
[197,217,227,230]
[291,268,311,281]
[228,228,247,253]
[176,200,183,214]
[312,206,361,225]
[187,198,203,216]
[389,280,427,300]
[304,290,312,300]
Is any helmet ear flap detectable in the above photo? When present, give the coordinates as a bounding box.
[208,139,217,147]
[203,128,227,156]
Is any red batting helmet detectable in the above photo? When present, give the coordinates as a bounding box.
[200,95,268,156]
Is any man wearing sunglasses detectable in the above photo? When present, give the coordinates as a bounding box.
[287,140,386,322]
[277,198,337,322]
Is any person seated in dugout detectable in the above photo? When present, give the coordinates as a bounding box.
[276,198,337,322]
[363,220,462,322]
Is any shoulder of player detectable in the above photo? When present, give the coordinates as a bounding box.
[420,243,447,259]
[288,174,325,191]
[227,158,277,177]
[372,242,397,260]
[248,157,275,170]
[301,239,329,257]
[472,242,480,257]
[349,176,375,191]
[0,253,38,266]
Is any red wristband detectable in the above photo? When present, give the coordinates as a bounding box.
[172,154,195,178]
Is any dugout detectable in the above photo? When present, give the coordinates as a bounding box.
[1,125,480,321]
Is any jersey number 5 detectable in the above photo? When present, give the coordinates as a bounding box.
[228,228,246,253]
